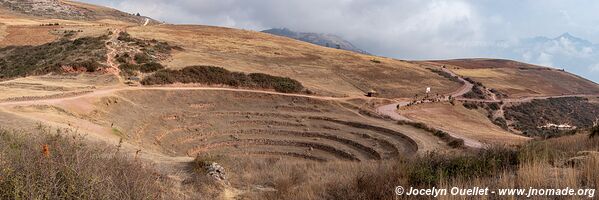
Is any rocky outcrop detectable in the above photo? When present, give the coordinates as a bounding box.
[206,162,227,181]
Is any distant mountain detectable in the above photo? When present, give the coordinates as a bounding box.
[497,33,599,83]
[262,28,370,55]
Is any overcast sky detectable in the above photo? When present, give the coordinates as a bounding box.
[81,0,599,83]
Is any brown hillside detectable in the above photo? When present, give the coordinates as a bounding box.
[126,25,461,98]
[0,0,154,24]
[427,58,549,69]
[422,59,599,98]
[2,1,599,198]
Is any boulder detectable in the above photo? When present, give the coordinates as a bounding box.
[206,162,227,181]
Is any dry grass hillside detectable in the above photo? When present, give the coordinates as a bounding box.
[1,1,599,199]
[0,0,153,24]
[126,25,461,98]
[401,102,529,145]
[423,59,599,98]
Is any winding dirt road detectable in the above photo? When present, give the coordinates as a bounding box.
[375,65,598,149]
[2,63,595,150]
[0,86,375,106]
[375,66,486,148]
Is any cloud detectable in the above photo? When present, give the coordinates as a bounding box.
[536,52,554,67]
[81,0,599,83]
[83,0,484,59]
[591,63,599,72]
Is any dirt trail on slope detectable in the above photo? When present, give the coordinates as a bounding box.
[0,86,375,106]
[375,65,598,149]
[443,67,473,97]
[105,28,123,84]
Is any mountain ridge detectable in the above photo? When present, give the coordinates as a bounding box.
[262,28,370,55]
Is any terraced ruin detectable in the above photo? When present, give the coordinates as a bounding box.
[82,90,426,162]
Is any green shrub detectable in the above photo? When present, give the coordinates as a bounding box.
[493,117,509,130]
[488,102,500,110]
[141,66,304,93]
[427,68,460,83]
[324,164,402,200]
[115,53,130,64]
[447,139,465,148]
[117,32,181,61]
[119,63,140,76]
[463,86,486,99]
[408,147,518,186]
[134,53,151,64]
[463,102,479,109]
[249,73,303,93]
[117,32,134,42]
[505,97,599,137]
[0,36,108,79]
[139,62,165,73]
[61,60,104,72]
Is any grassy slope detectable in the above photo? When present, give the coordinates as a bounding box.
[401,102,530,145]
[126,25,461,98]
[424,59,599,97]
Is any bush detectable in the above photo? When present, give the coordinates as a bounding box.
[0,36,107,79]
[427,68,460,83]
[463,102,479,109]
[324,164,402,200]
[463,77,483,87]
[115,53,130,64]
[408,147,519,186]
[70,60,104,72]
[249,73,304,93]
[117,32,181,58]
[505,97,599,137]
[493,117,509,130]
[134,53,151,64]
[447,139,465,148]
[463,85,486,99]
[490,88,508,98]
[117,32,134,42]
[139,62,165,73]
[488,102,500,110]
[119,63,140,76]
[0,128,170,199]
[141,66,304,93]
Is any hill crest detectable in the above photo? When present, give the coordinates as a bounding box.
[0,0,155,24]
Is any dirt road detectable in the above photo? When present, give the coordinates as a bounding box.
[0,86,375,107]
[0,66,595,151]
[443,67,473,98]
[375,65,598,149]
